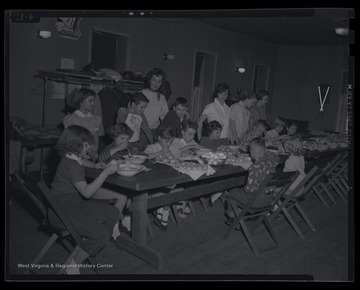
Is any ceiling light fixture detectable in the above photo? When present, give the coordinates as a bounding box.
[334,27,349,36]
[36,30,51,39]
[235,67,246,73]
[163,53,175,61]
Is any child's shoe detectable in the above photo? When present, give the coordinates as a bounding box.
[122,215,131,232]
[153,217,168,231]
[183,204,191,214]
[177,209,187,219]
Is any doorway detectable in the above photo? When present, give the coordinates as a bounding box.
[91,28,128,72]
[252,64,269,92]
[190,51,217,121]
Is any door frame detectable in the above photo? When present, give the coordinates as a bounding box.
[88,27,130,71]
[252,63,270,92]
[191,49,217,112]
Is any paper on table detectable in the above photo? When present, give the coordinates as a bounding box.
[225,160,253,170]
[171,164,216,181]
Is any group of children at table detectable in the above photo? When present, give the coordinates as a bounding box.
[50,85,306,274]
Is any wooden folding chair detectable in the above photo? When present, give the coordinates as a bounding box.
[326,152,349,202]
[310,153,344,208]
[331,161,350,194]
[223,171,299,257]
[267,166,320,239]
[13,171,98,275]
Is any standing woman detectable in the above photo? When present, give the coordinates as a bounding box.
[141,68,169,139]
[197,82,231,143]
[229,91,257,145]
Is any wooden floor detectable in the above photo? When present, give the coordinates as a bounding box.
[6,176,352,282]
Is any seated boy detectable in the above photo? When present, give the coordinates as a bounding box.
[159,97,189,138]
[225,138,280,224]
[98,122,147,164]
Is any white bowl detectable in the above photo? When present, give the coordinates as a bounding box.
[123,155,148,164]
[117,164,143,177]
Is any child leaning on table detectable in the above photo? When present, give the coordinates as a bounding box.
[98,122,147,164]
[98,122,147,234]
[199,120,230,151]
[169,120,202,217]
[144,126,178,231]
[282,136,306,197]
[264,117,287,142]
[48,125,121,275]
[63,88,103,161]
[170,119,202,158]
[199,120,229,206]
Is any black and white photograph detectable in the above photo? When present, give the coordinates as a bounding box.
[4,8,355,282]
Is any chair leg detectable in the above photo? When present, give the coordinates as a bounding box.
[340,176,350,191]
[327,178,345,200]
[87,256,100,274]
[31,233,59,265]
[59,235,75,254]
[333,178,348,200]
[146,214,154,239]
[223,206,244,240]
[281,207,305,239]
[57,245,80,274]
[171,204,181,229]
[263,215,281,249]
[294,202,316,232]
[188,200,196,216]
[220,194,227,210]
[239,219,261,257]
[199,197,209,213]
[312,185,331,208]
[319,182,336,205]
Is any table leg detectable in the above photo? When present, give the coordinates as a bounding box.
[131,191,149,246]
[115,191,163,270]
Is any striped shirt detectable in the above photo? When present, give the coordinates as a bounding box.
[98,142,147,164]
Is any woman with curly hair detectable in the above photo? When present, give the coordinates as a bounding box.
[140,68,169,138]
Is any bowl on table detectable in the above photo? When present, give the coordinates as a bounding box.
[123,154,148,164]
[117,164,144,177]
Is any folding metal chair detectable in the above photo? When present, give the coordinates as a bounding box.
[13,171,98,274]
[223,171,299,257]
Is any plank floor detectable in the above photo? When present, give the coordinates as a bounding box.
[6,176,352,282]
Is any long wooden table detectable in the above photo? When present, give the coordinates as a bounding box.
[85,162,248,270]
[84,147,349,270]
